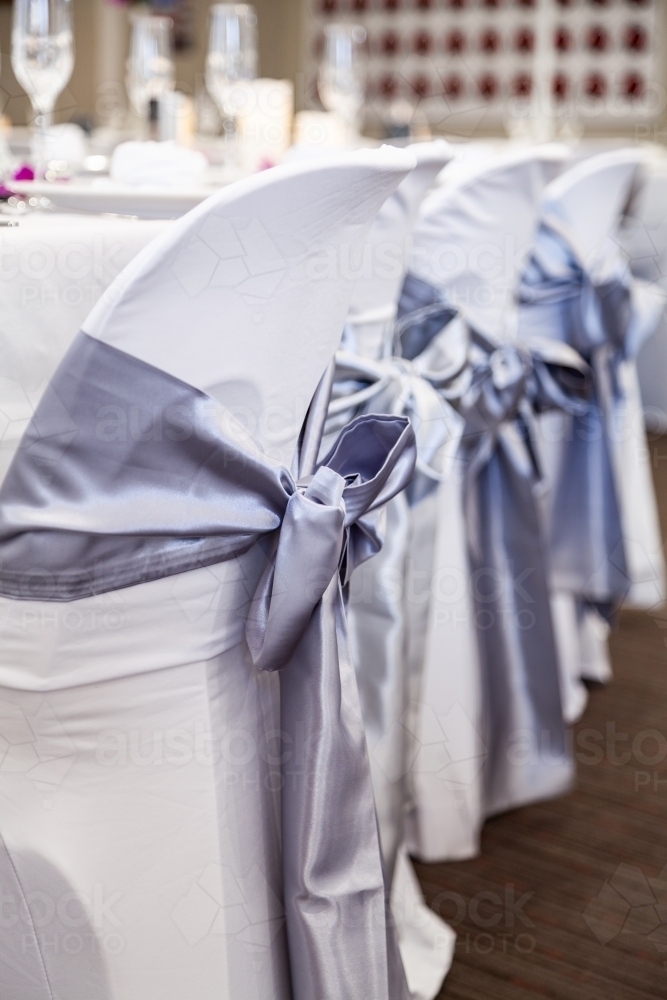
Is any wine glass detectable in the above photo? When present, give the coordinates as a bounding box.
[206,4,257,124]
[319,24,367,141]
[126,15,175,139]
[12,0,74,179]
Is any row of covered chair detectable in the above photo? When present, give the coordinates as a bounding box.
[325,140,666,996]
[0,140,664,1000]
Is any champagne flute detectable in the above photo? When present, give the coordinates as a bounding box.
[12,0,74,179]
[126,15,175,140]
[319,24,367,143]
[206,4,258,130]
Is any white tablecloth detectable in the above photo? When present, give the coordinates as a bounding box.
[0,213,170,481]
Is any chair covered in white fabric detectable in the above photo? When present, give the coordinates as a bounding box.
[0,149,417,1000]
[400,148,581,864]
[620,153,667,425]
[409,145,570,343]
[519,149,666,711]
[344,140,453,361]
[325,141,457,1000]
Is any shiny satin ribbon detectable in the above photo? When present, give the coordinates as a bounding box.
[458,327,590,559]
[395,271,459,363]
[397,273,591,816]
[0,331,417,1000]
[326,313,468,883]
[329,349,464,497]
[519,223,666,608]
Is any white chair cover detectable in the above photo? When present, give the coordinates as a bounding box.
[335,142,457,1000]
[621,155,667,425]
[404,149,575,861]
[0,150,418,1000]
[519,150,667,713]
[345,140,453,360]
[410,146,571,343]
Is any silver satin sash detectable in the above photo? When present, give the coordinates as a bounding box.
[395,271,459,362]
[0,331,418,1000]
[397,274,591,816]
[519,223,665,609]
[326,318,466,882]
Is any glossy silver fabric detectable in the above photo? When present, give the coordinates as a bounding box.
[519,223,665,611]
[328,320,465,880]
[399,276,591,816]
[456,337,568,814]
[0,331,417,1000]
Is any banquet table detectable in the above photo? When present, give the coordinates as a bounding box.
[0,212,171,481]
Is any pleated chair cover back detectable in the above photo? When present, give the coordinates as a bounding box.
[0,150,418,1000]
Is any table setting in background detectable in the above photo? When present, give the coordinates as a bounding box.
[0,1,377,221]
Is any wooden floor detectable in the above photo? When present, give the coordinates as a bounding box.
[417,435,667,1000]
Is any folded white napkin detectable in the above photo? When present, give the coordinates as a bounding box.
[46,123,89,171]
[110,140,207,188]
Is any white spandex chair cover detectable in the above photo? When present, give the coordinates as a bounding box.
[410,146,569,343]
[335,141,456,1000]
[404,149,573,863]
[344,140,453,360]
[0,149,416,1000]
[519,150,666,714]
[621,155,667,424]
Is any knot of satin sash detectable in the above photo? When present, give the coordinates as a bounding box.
[328,350,463,489]
[461,340,531,439]
[517,222,666,608]
[457,339,537,519]
[520,223,666,393]
[394,271,591,483]
[245,413,417,673]
[454,331,590,560]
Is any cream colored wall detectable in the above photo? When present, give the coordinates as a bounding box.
[0,0,100,125]
[0,0,305,127]
[181,0,667,142]
[0,0,663,142]
[169,0,305,105]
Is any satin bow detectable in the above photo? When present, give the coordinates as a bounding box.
[328,351,463,497]
[247,412,417,672]
[0,330,417,1000]
[329,283,470,498]
[520,223,665,383]
[519,223,666,606]
[395,273,586,816]
[423,323,589,560]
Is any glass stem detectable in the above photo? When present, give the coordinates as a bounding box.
[34,109,53,180]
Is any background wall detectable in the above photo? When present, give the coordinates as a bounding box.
[0,0,99,125]
[0,0,664,144]
[0,0,306,128]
